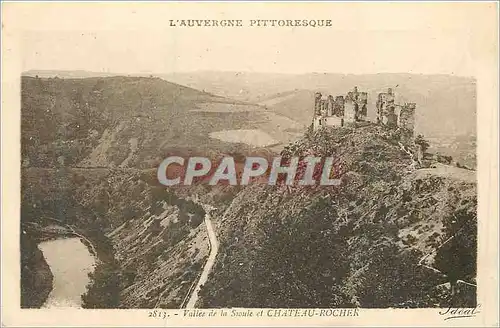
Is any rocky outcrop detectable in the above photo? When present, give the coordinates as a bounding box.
[198,124,476,308]
[20,232,54,308]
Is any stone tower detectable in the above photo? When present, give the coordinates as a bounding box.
[377,88,396,125]
[313,92,323,129]
[314,92,323,116]
[334,96,345,116]
[326,95,335,116]
[312,86,370,130]
[399,102,416,132]
[357,92,368,120]
[344,86,362,123]
[344,98,356,123]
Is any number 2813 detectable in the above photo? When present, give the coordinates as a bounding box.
[148,310,168,319]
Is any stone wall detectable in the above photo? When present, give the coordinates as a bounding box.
[376,88,395,123]
[399,103,416,132]
[376,88,415,133]
[313,86,412,131]
[344,99,357,123]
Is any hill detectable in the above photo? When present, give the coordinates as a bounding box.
[164,71,476,167]
[256,84,476,168]
[23,70,120,79]
[197,124,477,308]
[164,72,476,138]
[21,76,301,169]
[21,124,477,309]
[23,71,476,140]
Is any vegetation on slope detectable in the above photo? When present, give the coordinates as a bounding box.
[20,74,477,309]
[20,232,54,308]
[198,124,476,308]
[21,166,213,308]
[21,76,273,169]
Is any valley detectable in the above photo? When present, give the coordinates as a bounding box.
[20,72,477,309]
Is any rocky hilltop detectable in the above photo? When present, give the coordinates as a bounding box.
[198,124,476,308]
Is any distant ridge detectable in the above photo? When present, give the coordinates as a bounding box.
[23,70,121,78]
[22,70,477,155]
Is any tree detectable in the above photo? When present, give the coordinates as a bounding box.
[82,260,121,308]
[434,209,477,306]
[414,134,430,153]
[249,198,352,308]
[357,242,438,308]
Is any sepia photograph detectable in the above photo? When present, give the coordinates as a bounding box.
[20,70,479,310]
[1,2,498,327]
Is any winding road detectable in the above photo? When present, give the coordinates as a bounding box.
[185,205,219,308]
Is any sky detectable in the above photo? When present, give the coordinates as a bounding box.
[3,2,497,77]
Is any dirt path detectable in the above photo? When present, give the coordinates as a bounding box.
[185,205,219,308]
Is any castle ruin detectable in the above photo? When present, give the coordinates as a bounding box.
[312,86,415,134]
[312,86,368,130]
[376,88,415,132]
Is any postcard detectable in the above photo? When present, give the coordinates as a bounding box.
[1,2,498,327]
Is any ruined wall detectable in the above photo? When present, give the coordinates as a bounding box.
[344,87,368,122]
[314,92,322,116]
[313,92,346,130]
[377,88,396,124]
[326,95,334,116]
[344,99,356,123]
[334,96,344,116]
[316,94,331,117]
[399,103,416,132]
[382,111,398,126]
[313,116,323,130]
[312,87,375,130]
[324,116,343,127]
[357,92,368,119]
[376,88,415,132]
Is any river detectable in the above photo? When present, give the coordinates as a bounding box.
[38,237,96,308]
